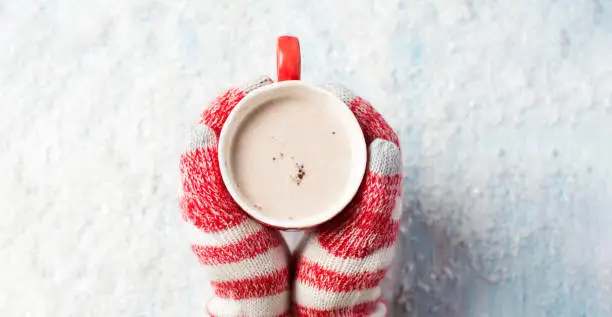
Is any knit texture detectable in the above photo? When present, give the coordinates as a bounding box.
[179,77,291,317]
[292,84,402,317]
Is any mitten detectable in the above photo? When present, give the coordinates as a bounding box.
[179,77,291,317]
[292,84,402,317]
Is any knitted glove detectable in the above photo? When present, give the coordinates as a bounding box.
[179,77,291,317]
[292,84,402,317]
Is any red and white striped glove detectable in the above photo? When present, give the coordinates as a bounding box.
[179,77,291,317]
[292,83,402,317]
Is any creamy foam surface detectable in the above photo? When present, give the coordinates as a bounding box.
[230,95,354,222]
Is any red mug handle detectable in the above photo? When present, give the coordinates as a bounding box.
[277,36,301,81]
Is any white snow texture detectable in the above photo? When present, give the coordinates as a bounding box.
[2,0,612,316]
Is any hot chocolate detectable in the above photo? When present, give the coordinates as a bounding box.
[219,82,366,229]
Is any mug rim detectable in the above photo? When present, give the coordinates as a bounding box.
[217,80,367,230]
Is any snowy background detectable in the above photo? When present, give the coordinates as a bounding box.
[2,0,612,316]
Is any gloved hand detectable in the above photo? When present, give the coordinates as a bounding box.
[178,77,402,317]
[179,77,291,317]
[291,84,401,317]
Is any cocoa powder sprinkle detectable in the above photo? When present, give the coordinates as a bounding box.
[293,163,306,185]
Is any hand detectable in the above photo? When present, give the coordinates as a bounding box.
[179,78,401,317]
[292,84,401,317]
[179,77,291,317]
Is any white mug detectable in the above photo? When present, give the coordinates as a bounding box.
[217,36,366,230]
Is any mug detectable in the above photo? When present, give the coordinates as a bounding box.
[218,36,366,230]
